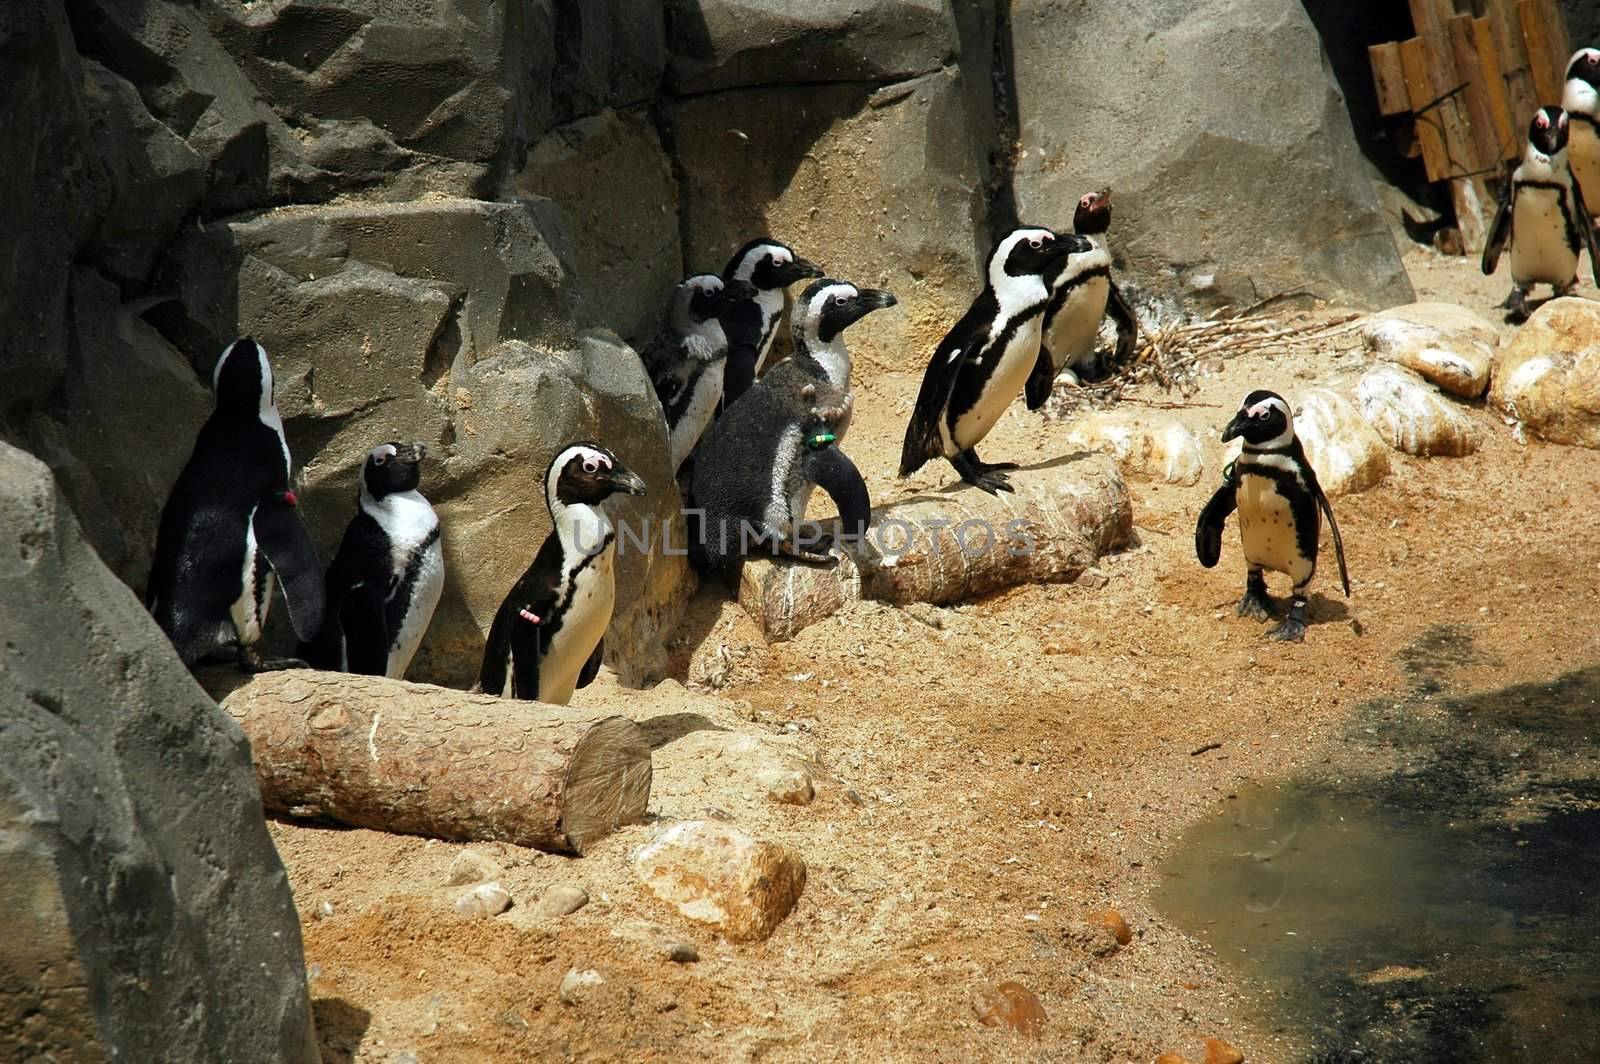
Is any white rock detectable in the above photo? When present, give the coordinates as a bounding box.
[1361,302,1497,398]
[1292,388,1390,495]
[1060,410,1204,485]
[453,881,512,918]
[1356,365,1481,457]
[558,968,604,1005]
[757,762,816,806]
[533,885,590,919]
[445,849,506,887]
[634,821,807,943]
[1490,297,1600,447]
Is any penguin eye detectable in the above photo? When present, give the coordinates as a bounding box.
[374,454,387,465]
[833,296,848,306]
[582,458,600,474]
[1029,238,1044,250]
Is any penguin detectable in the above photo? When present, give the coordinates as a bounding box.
[476,442,646,705]
[145,337,325,670]
[1562,48,1600,233]
[1024,188,1140,408]
[899,225,1090,494]
[1194,390,1350,643]
[298,442,443,679]
[641,272,757,473]
[718,238,824,405]
[1482,106,1600,321]
[689,278,896,582]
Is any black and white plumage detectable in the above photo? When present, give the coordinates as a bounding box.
[718,238,824,405]
[145,337,324,670]
[1563,48,1600,233]
[1195,391,1350,643]
[642,273,757,473]
[1482,106,1600,321]
[899,225,1090,494]
[1025,188,1139,408]
[299,442,443,678]
[690,279,896,582]
[477,443,646,705]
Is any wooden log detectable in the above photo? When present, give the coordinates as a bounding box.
[200,669,653,854]
[1472,16,1521,160]
[1369,42,1412,117]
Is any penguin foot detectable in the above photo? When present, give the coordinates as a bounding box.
[236,645,311,673]
[1237,591,1277,622]
[1555,279,1578,299]
[952,451,1016,495]
[1266,618,1307,643]
[1500,287,1531,322]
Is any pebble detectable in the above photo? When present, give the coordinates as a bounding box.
[1087,909,1133,945]
[533,885,590,919]
[972,980,1046,1037]
[390,1053,420,1064]
[1074,568,1109,590]
[1155,1054,1195,1064]
[454,881,512,917]
[313,899,334,920]
[446,849,506,887]
[759,763,816,806]
[1204,1038,1246,1064]
[558,968,604,1005]
[661,942,699,964]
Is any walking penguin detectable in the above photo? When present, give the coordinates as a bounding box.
[476,443,646,704]
[145,337,325,670]
[1195,390,1350,643]
[298,441,443,679]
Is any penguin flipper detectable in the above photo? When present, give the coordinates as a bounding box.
[1195,479,1237,569]
[723,341,760,407]
[804,443,872,543]
[1106,282,1139,367]
[900,325,983,476]
[1482,171,1513,275]
[338,581,391,676]
[1024,348,1055,411]
[577,638,604,690]
[1314,486,1352,598]
[477,605,514,697]
[301,515,391,670]
[252,500,325,641]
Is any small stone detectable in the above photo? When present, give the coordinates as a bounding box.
[312,899,334,920]
[1074,568,1109,590]
[533,885,590,919]
[662,942,699,964]
[1204,1037,1246,1064]
[558,968,604,1005]
[1156,1054,1196,1064]
[454,881,512,917]
[390,1053,420,1064]
[1087,909,1133,945]
[972,980,1046,1037]
[759,763,816,806]
[446,849,506,886]
[634,821,807,943]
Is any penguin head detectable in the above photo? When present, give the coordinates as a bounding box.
[793,279,898,344]
[670,273,727,331]
[1529,106,1570,159]
[723,238,824,292]
[1222,390,1295,448]
[988,227,1089,303]
[363,441,426,500]
[1073,188,1113,236]
[212,337,275,417]
[1567,48,1600,93]
[546,442,647,510]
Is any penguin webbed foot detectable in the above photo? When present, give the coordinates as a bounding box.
[1500,286,1531,322]
[1265,597,1309,642]
[1237,573,1277,622]
[952,450,1016,495]
[236,644,312,673]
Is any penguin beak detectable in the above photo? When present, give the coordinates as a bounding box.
[394,441,427,464]
[1221,412,1248,443]
[606,465,648,497]
[857,289,897,311]
[784,258,825,284]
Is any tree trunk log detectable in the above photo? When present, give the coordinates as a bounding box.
[199,670,652,854]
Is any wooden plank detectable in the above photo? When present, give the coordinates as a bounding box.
[1401,36,1451,181]
[1486,0,1540,125]
[1369,42,1412,116]
[1421,30,1483,176]
[1448,15,1507,166]
[1520,0,1564,105]
[1409,0,1449,37]
[1473,16,1521,160]
[1541,0,1571,83]
[1393,122,1423,159]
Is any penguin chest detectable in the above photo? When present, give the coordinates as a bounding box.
[539,548,615,705]
[947,316,1044,453]
[229,509,274,645]
[670,361,725,470]
[1511,185,1579,285]
[1569,121,1600,212]
[1237,473,1313,584]
[386,536,444,679]
[1047,276,1110,372]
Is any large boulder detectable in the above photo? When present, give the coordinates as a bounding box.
[0,443,318,1063]
[1291,388,1390,495]
[552,0,666,123]
[634,820,807,943]
[666,67,986,373]
[1360,303,1497,399]
[1008,0,1412,311]
[1490,297,1600,448]
[665,0,956,94]
[1060,410,1205,485]
[1356,364,1481,458]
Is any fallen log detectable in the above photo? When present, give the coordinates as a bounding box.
[199,670,652,854]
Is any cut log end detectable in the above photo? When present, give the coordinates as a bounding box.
[561,715,653,854]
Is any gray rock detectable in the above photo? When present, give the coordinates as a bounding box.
[445,850,508,887]
[666,0,957,94]
[662,942,700,964]
[552,0,667,122]
[534,885,591,919]
[667,68,985,373]
[0,443,318,1063]
[518,110,681,344]
[558,968,605,1005]
[1008,0,1412,312]
[454,881,513,917]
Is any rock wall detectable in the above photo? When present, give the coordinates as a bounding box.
[2,0,1412,686]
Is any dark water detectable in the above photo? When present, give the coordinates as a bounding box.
[1157,629,1600,1062]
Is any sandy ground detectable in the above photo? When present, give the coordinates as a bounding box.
[269,248,1600,1063]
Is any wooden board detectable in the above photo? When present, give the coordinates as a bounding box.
[1401,36,1452,182]
[1473,16,1522,160]
[1520,0,1562,105]
[1449,14,1509,166]
[1369,42,1412,117]
[1485,0,1540,126]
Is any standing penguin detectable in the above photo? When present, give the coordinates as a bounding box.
[1482,106,1600,320]
[1563,48,1600,233]
[719,238,824,405]
[641,273,757,473]
[690,278,896,581]
[1195,391,1350,643]
[477,443,646,704]
[298,442,443,678]
[146,337,325,670]
[899,226,1089,494]
[1025,188,1140,408]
